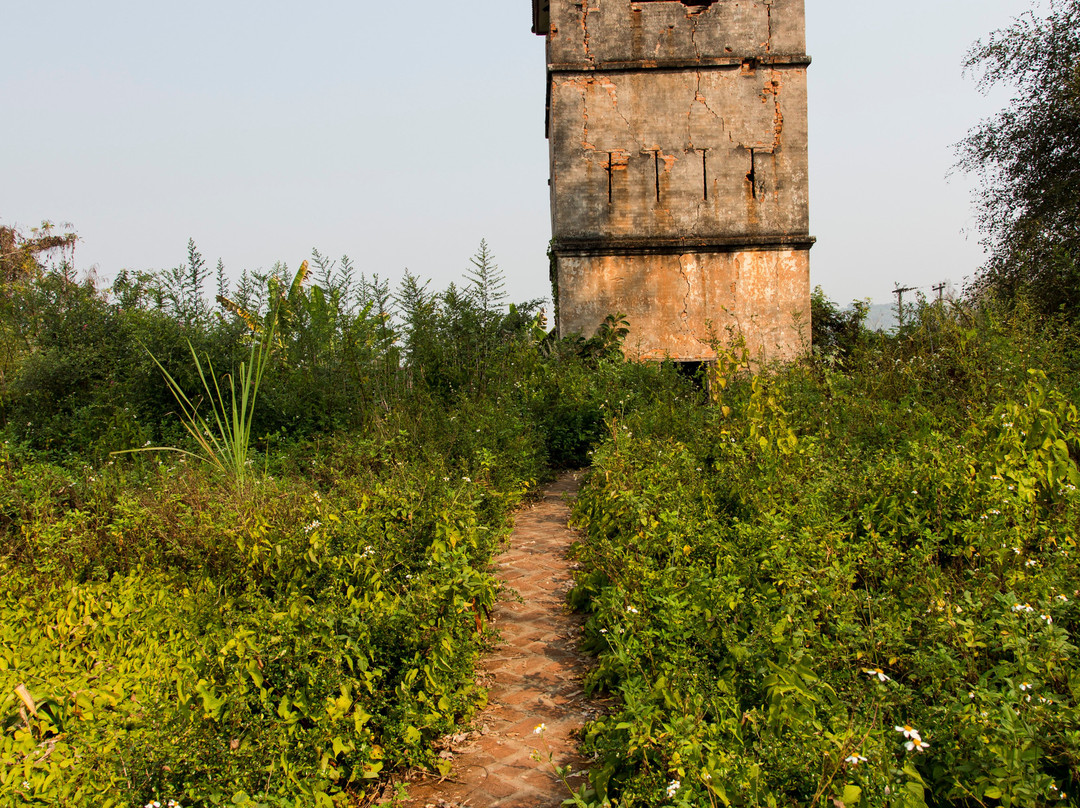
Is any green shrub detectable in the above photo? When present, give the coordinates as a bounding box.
[568,309,1080,807]
[0,427,532,807]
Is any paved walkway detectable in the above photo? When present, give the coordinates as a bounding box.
[390,472,594,808]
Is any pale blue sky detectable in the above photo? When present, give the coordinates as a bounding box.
[1,1,1035,305]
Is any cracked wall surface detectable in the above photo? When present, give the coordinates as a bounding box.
[549,67,808,239]
[538,0,812,361]
[557,250,810,360]
[547,0,807,66]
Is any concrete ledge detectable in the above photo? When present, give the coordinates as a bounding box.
[548,55,812,73]
[552,235,816,256]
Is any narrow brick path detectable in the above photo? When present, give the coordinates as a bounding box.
[391,472,593,808]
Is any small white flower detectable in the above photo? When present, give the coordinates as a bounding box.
[1041,614,1053,624]
[1020,682,1032,692]
[303,520,321,533]
[462,476,471,483]
[895,725,922,741]
[969,691,975,699]
[863,668,890,682]
[626,606,640,615]
[666,780,681,799]
[845,754,869,765]
[1026,559,1039,568]
[534,723,547,735]
[905,737,930,752]
[1057,595,1069,602]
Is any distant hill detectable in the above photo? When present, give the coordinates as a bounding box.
[864,302,898,332]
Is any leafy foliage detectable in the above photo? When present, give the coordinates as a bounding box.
[0,435,529,807]
[957,0,1080,319]
[810,286,868,358]
[568,306,1080,807]
[0,230,657,807]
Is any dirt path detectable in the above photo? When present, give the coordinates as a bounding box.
[390,471,594,808]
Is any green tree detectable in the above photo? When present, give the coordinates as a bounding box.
[0,222,77,286]
[957,0,1080,319]
[810,286,868,358]
[465,238,507,314]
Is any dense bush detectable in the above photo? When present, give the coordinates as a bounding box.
[0,428,530,807]
[13,226,1080,807]
[567,307,1080,807]
[0,234,685,806]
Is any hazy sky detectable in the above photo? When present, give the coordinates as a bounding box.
[2,1,1036,306]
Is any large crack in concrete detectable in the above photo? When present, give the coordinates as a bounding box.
[581,2,595,64]
[688,10,702,61]
[693,72,725,121]
[678,254,693,326]
[604,78,642,150]
[767,70,784,150]
[569,79,595,150]
[765,1,773,53]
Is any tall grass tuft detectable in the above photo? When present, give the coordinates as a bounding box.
[115,313,277,491]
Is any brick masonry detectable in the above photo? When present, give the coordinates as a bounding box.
[390,473,595,808]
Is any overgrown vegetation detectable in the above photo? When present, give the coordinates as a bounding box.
[3,5,1080,794]
[0,233,672,807]
[3,222,1080,808]
[566,300,1080,807]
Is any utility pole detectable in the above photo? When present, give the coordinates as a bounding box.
[893,284,917,329]
[932,283,947,304]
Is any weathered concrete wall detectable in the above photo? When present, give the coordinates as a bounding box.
[546,0,807,65]
[538,0,813,360]
[557,249,810,361]
[548,66,809,240]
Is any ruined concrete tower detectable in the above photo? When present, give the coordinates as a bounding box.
[533,0,813,360]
